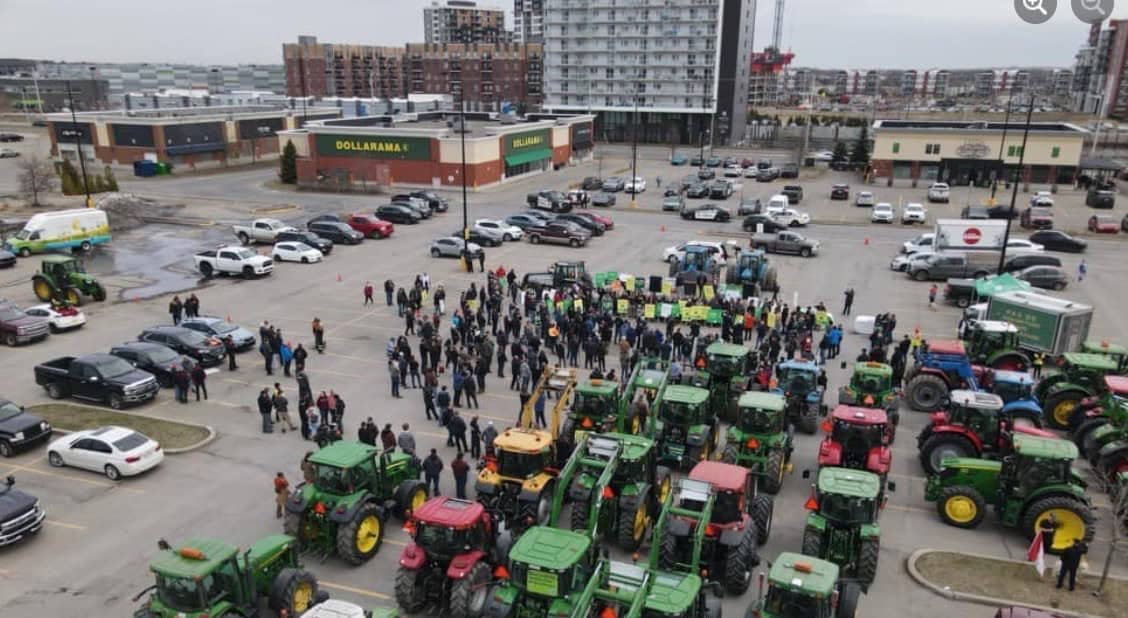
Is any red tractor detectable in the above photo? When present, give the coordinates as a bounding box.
[817,405,894,480]
[916,390,1057,474]
[395,498,501,618]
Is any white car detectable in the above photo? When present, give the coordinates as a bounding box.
[902,233,935,254]
[871,203,895,223]
[301,600,370,618]
[811,150,835,162]
[855,191,875,207]
[272,241,324,264]
[771,208,810,227]
[663,240,733,264]
[890,250,934,272]
[624,176,647,193]
[901,203,927,224]
[743,167,760,178]
[24,304,86,332]
[1006,239,1045,253]
[474,218,523,241]
[47,426,164,480]
[927,183,950,203]
[723,167,742,178]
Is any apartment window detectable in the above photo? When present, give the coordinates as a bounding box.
[892,142,900,154]
[924,143,941,155]
[606,68,614,78]
[1051,146,1060,158]
[1007,145,1024,157]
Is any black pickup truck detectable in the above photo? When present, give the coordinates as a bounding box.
[0,398,52,458]
[0,476,45,547]
[34,354,160,409]
[943,278,977,308]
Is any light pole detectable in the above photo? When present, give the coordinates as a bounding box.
[64,80,92,208]
[630,83,640,209]
[996,94,1035,275]
[459,90,471,272]
[991,91,1015,201]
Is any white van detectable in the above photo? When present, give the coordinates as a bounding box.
[766,194,790,215]
[5,209,111,256]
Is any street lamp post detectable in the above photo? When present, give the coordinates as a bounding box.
[991,88,1015,201]
[630,84,640,209]
[996,95,1036,274]
[459,90,471,272]
[64,80,92,208]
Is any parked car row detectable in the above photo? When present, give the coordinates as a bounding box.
[0,298,84,347]
[499,209,615,249]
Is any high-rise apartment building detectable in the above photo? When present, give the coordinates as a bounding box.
[542,0,755,145]
[1071,20,1128,119]
[424,1,511,44]
[283,36,406,99]
[514,0,545,44]
[406,42,542,111]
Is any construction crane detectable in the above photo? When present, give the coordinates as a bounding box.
[750,0,794,106]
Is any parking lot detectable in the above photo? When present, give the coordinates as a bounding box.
[1,128,1128,617]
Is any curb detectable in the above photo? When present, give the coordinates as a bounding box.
[26,402,217,454]
[906,548,1119,618]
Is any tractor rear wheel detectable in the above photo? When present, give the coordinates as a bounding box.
[63,287,81,306]
[269,568,319,616]
[1072,417,1107,462]
[721,443,739,465]
[722,529,755,594]
[937,485,986,529]
[336,503,384,565]
[1022,495,1095,554]
[760,449,785,495]
[282,511,307,547]
[654,467,672,506]
[798,408,819,435]
[763,267,778,292]
[920,434,977,475]
[394,480,428,520]
[90,283,106,302]
[857,538,879,588]
[801,526,822,557]
[658,521,678,570]
[450,560,491,618]
[704,595,722,618]
[394,566,427,613]
[750,494,774,545]
[32,276,53,302]
[617,493,649,551]
[905,374,948,412]
[570,496,590,532]
[1045,391,1086,430]
[836,582,862,618]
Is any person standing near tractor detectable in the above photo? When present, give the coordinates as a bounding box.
[423,449,444,496]
[451,452,470,499]
[273,472,289,518]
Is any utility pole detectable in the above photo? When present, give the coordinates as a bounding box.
[459,90,471,272]
[630,83,639,209]
[65,80,93,209]
[996,95,1035,275]
[991,90,1014,201]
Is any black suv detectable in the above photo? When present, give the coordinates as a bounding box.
[376,204,422,224]
[0,398,51,457]
[1002,253,1063,273]
[276,229,333,255]
[781,185,803,203]
[308,220,363,244]
[742,215,785,233]
[0,476,46,546]
[109,341,184,387]
[138,326,225,367]
[1086,189,1115,209]
[410,191,450,212]
[780,163,800,179]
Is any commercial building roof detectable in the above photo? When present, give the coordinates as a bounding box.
[875,119,1087,134]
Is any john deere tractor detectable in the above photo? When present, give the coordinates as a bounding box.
[1071,376,1128,480]
[555,433,672,551]
[704,341,755,423]
[653,384,717,471]
[560,377,619,451]
[742,552,862,618]
[482,526,600,618]
[32,255,107,306]
[960,320,1031,372]
[1082,339,1128,374]
[617,357,670,434]
[800,467,894,590]
[1038,353,1121,430]
[775,360,825,435]
[133,535,324,617]
[582,558,722,618]
[657,462,773,595]
[837,362,898,417]
[284,441,427,565]
[925,433,1095,553]
[724,248,779,296]
[722,391,793,494]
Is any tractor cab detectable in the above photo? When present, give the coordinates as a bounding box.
[1082,340,1128,374]
[567,378,620,439]
[987,371,1044,427]
[404,498,494,562]
[654,385,716,470]
[818,406,892,477]
[838,362,896,410]
[963,321,1027,370]
[486,526,596,618]
[1003,436,1080,500]
[748,552,857,618]
[800,468,888,588]
[686,463,749,527]
[551,261,592,290]
[777,361,820,400]
[703,341,754,423]
[477,428,558,532]
[734,391,788,437]
[725,249,779,295]
[680,245,716,273]
[805,467,883,528]
[724,391,793,493]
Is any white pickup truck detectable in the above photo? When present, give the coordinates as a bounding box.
[194,246,274,278]
[232,218,289,245]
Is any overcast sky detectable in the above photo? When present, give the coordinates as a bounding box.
[0,0,1125,68]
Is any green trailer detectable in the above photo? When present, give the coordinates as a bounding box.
[721,391,792,494]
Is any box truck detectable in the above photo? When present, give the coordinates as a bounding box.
[986,290,1093,355]
[5,209,111,257]
[934,218,1008,250]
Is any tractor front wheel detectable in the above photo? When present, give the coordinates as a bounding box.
[798,408,819,435]
[1072,417,1107,462]
[1045,391,1086,430]
[937,485,986,529]
[722,530,755,594]
[395,566,427,613]
[394,480,429,520]
[449,560,492,618]
[760,449,785,494]
[336,503,384,565]
[801,526,822,557]
[570,496,590,532]
[920,434,976,475]
[720,443,740,465]
[617,494,648,551]
[658,521,679,570]
[905,374,948,412]
[750,494,774,545]
[857,538,879,588]
[90,283,106,302]
[269,568,319,616]
[836,582,862,618]
[1022,496,1095,554]
[282,511,307,546]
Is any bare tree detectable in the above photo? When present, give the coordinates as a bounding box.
[1086,468,1128,597]
[18,156,56,207]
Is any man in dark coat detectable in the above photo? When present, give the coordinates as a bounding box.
[257,388,274,433]
[423,449,444,495]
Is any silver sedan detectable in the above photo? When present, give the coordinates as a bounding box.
[430,237,483,258]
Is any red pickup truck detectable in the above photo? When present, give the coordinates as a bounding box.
[347,214,394,239]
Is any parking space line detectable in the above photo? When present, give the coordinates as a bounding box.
[885,503,933,515]
[0,462,145,494]
[326,351,381,364]
[319,580,391,600]
[888,472,927,482]
[482,392,517,401]
[386,538,407,547]
[326,310,380,336]
[308,368,368,380]
[44,519,86,530]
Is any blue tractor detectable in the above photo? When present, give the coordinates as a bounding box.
[775,360,826,434]
[671,244,722,287]
[984,370,1044,427]
[903,340,979,412]
[724,249,779,296]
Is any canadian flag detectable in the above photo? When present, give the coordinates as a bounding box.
[1027,531,1046,577]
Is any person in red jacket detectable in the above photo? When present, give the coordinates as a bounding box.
[273,472,289,518]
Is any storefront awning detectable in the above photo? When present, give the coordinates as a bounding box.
[504,148,551,167]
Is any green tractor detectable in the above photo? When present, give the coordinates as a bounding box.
[581,558,722,618]
[653,385,717,471]
[721,391,793,494]
[1037,353,1120,430]
[32,255,107,306]
[560,377,620,450]
[554,432,672,551]
[924,433,1095,553]
[960,320,1031,372]
[482,525,600,618]
[1071,376,1128,480]
[617,357,670,434]
[724,248,779,296]
[837,361,898,414]
[132,535,324,617]
[775,360,826,435]
[284,441,428,565]
[1082,339,1128,374]
[799,467,893,590]
[743,552,862,618]
[703,341,755,423]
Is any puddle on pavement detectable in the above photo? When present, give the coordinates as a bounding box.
[81,224,226,301]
